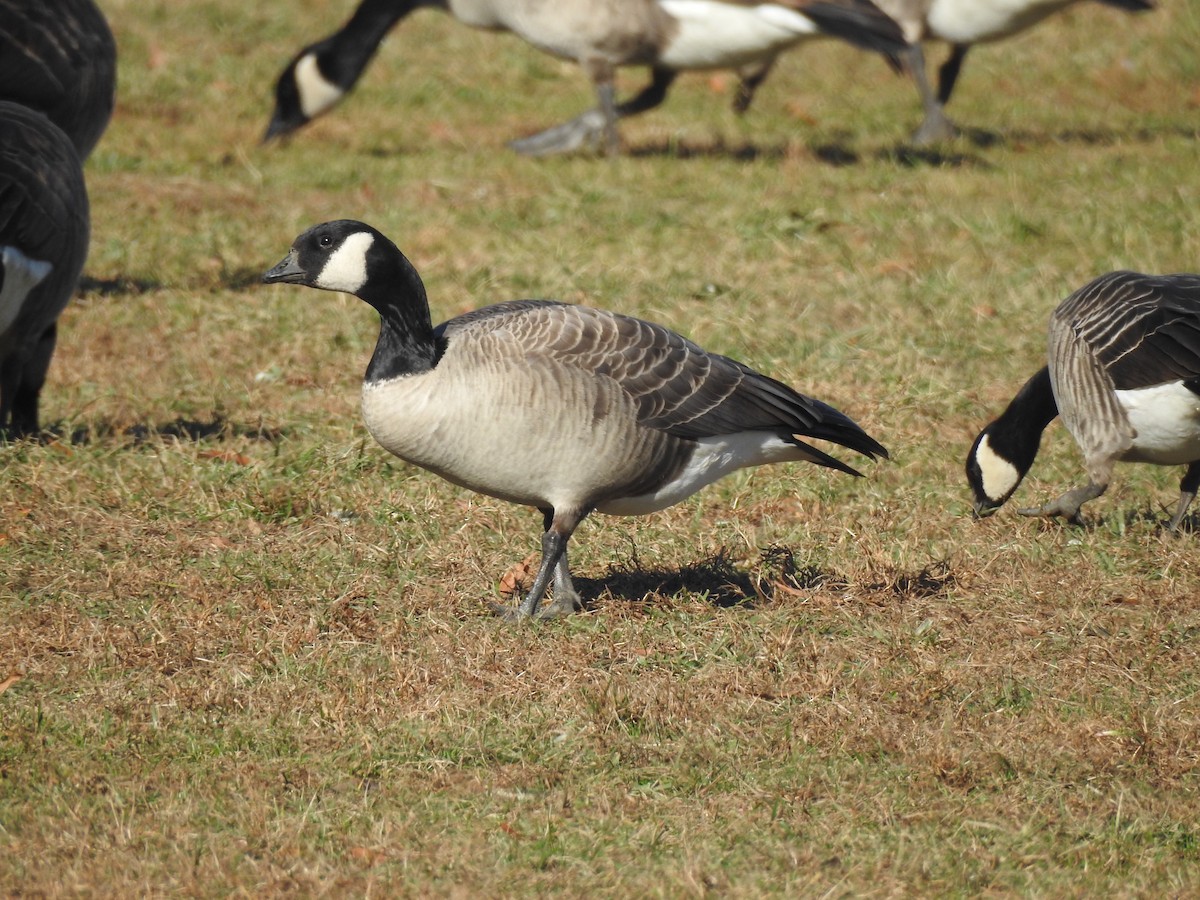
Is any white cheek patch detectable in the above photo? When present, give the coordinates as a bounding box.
[294,52,345,119]
[975,433,1021,504]
[0,245,53,335]
[315,231,374,294]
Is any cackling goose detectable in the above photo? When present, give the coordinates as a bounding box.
[0,101,90,437]
[967,270,1200,531]
[263,220,889,618]
[264,0,906,156]
[870,0,1155,145]
[0,0,117,159]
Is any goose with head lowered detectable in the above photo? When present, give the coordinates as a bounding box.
[0,101,90,437]
[967,270,1200,531]
[0,0,118,159]
[263,0,906,156]
[263,220,889,618]
[869,0,1155,146]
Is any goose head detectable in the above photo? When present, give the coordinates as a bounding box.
[965,425,1027,517]
[263,219,400,298]
[264,44,347,141]
[964,366,1057,518]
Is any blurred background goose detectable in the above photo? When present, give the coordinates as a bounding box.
[966,271,1200,531]
[264,0,906,155]
[263,220,888,618]
[872,0,1155,145]
[0,101,91,437]
[0,0,117,159]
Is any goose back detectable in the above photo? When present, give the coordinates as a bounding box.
[0,0,117,158]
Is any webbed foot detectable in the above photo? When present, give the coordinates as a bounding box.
[508,110,608,157]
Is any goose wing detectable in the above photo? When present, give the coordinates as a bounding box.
[438,300,887,462]
[1053,271,1200,392]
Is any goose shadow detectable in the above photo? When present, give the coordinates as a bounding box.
[573,552,764,609]
[883,121,1199,161]
[564,546,852,610]
[558,548,955,611]
[78,275,163,297]
[36,415,288,447]
[624,134,993,169]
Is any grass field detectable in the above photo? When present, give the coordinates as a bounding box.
[3,0,1200,894]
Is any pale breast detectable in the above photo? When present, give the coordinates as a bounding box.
[361,348,689,512]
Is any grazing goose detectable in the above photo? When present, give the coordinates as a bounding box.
[264,0,907,155]
[0,101,90,437]
[0,0,118,159]
[966,271,1200,531]
[263,220,888,618]
[862,0,1155,145]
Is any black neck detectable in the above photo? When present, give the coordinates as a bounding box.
[320,0,426,87]
[988,366,1058,473]
[362,252,442,383]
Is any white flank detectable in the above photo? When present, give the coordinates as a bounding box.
[294,52,345,119]
[657,1,818,69]
[315,231,374,294]
[974,433,1022,505]
[926,0,1074,46]
[598,430,800,516]
[0,245,53,335]
[1116,381,1200,466]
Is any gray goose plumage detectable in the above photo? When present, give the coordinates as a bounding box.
[867,0,1154,145]
[263,220,888,618]
[263,0,906,156]
[966,270,1200,531]
[0,101,90,436]
[0,0,117,159]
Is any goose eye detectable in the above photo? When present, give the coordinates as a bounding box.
[319,235,332,247]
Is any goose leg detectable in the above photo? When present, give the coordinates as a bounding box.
[0,343,28,437]
[508,68,676,157]
[10,322,57,438]
[493,508,586,619]
[732,58,776,115]
[1166,462,1200,532]
[1017,480,1107,526]
[936,44,968,106]
[904,43,959,146]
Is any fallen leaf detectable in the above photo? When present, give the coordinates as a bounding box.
[707,74,729,94]
[0,673,23,695]
[499,553,540,596]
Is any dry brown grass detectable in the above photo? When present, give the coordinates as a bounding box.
[2,0,1200,895]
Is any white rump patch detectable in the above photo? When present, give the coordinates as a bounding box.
[658,1,818,69]
[0,245,53,335]
[974,433,1021,505]
[315,231,374,294]
[598,431,800,516]
[294,52,345,119]
[1116,382,1200,466]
